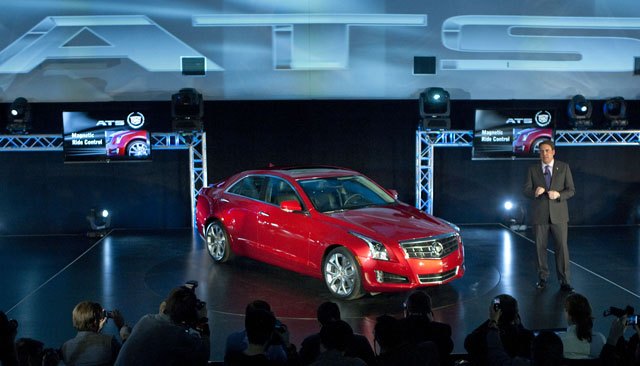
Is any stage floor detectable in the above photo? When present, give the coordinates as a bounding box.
[2,224,639,362]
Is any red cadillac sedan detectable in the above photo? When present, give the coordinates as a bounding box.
[196,166,464,300]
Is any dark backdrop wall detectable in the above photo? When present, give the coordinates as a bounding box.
[1,99,638,234]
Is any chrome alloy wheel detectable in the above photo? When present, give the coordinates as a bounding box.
[324,251,357,297]
[206,222,227,261]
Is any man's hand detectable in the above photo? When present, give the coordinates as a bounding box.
[547,190,560,200]
[535,187,546,197]
[112,309,125,330]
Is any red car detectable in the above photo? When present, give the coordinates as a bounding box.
[196,166,465,300]
[105,130,150,158]
[512,128,553,155]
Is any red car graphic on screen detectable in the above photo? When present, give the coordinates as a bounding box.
[512,128,553,155]
[105,130,150,158]
[196,166,465,300]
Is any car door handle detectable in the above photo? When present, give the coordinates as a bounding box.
[220,198,230,203]
[258,211,270,217]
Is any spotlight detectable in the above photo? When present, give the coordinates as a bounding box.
[603,97,628,130]
[567,94,593,130]
[419,87,451,130]
[502,200,526,231]
[86,208,111,237]
[6,97,32,134]
[171,88,204,134]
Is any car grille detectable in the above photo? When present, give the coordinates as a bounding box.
[418,268,459,284]
[399,233,459,259]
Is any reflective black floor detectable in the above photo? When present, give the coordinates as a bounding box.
[2,224,639,362]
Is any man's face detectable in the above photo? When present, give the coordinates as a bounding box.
[539,144,555,165]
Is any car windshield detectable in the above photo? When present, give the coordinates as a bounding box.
[298,175,395,213]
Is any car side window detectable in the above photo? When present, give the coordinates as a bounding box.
[228,176,266,200]
[265,177,302,207]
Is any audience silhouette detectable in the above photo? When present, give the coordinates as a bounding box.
[464,294,535,366]
[399,290,454,366]
[6,289,640,366]
[114,285,210,365]
[299,301,375,365]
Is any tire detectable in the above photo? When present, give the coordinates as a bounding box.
[530,138,548,154]
[323,247,365,300]
[205,221,233,263]
[126,140,150,158]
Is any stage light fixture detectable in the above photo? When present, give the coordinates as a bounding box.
[87,208,111,237]
[603,96,628,130]
[171,88,204,134]
[567,94,593,130]
[419,87,451,130]
[502,200,526,231]
[6,97,32,134]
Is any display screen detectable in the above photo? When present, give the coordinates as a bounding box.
[0,1,638,102]
[472,109,555,160]
[63,111,151,163]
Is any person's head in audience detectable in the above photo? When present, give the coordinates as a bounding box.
[15,338,44,366]
[320,319,353,352]
[246,299,271,315]
[494,294,520,327]
[404,290,433,320]
[374,315,400,353]
[72,301,104,332]
[531,331,563,366]
[317,301,341,326]
[163,286,200,327]
[564,293,594,342]
[0,310,18,365]
[245,308,277,349]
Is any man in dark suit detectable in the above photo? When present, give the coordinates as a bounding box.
[523,140,575,292]
[400,290,454,366]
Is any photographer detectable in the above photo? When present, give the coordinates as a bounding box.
[61,300,129,366]
[465,294,535,366]
[599,307,640,366]
[115,285,210,366]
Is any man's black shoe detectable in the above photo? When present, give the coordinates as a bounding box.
[560,284,575,293]
[536,279,546,289]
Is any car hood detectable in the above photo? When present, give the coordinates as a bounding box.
[328,204,455,241]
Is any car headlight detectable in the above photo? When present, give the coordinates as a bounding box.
[115,135,124,144]
[350,232,390,261]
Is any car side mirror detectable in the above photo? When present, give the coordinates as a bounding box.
[280,200,303,212]
[388,189,399,200]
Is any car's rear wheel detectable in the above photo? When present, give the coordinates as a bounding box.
[323,247,364,300]
[205,221,233,262]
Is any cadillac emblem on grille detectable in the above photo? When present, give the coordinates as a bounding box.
[429,242,444,256]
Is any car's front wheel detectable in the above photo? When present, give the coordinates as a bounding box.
[126,140,150,158]
[531,138,549,154]
[205,221,233,262]
[323,247,364,300]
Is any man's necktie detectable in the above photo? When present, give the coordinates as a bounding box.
[544,165,551,190]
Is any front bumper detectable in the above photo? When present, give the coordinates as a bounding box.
[358,250,465,292]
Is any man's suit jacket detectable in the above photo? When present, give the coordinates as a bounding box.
[523,159,575,225]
